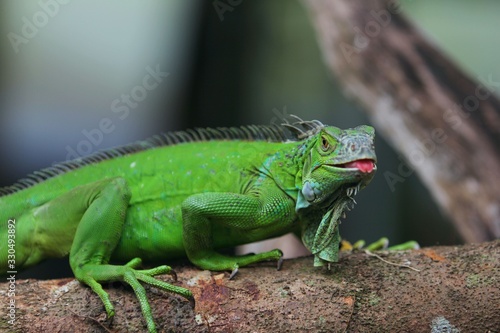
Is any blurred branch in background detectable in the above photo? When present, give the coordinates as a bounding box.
[302,0,500,242]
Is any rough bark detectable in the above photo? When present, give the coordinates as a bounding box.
[1,241,498,332]
[301,0,500,242]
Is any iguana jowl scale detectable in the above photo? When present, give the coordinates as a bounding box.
[1,119,376,332]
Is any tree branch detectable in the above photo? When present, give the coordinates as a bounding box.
[3,241,499,332]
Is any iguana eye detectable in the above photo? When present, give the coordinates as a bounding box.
[321,136,330,151]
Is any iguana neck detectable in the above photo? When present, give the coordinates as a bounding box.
[292,135,318,191]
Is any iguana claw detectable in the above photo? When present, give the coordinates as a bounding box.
[229,266,239,280]
[277,256,284,271]
[187,295,196,309]
[169,269,178,282]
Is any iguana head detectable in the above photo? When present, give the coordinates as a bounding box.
[295,124,377,266]
[296,125,377,210]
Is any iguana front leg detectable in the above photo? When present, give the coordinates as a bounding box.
[35,177,192,333]
[181,191,294,276]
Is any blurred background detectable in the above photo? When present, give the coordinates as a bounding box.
[1,0,498,278]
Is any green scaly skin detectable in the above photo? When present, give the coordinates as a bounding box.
[0,120,415,332]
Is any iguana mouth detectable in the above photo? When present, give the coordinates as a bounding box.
[333,159,376,173]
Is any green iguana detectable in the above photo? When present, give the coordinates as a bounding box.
[0,118,415,332]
